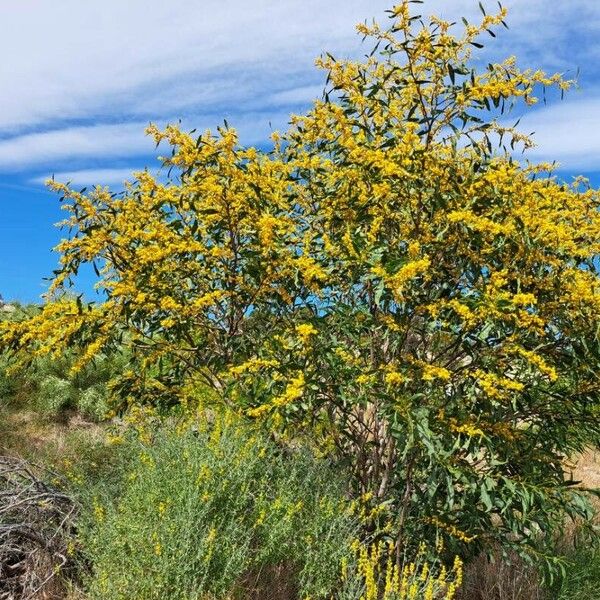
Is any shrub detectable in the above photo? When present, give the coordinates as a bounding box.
[35,374,74,414]
[77,384,110,422]
[0,353,22,406]
[0,335,125,421]
[338,540,464,600]
[1,0,599,576]
[28,352,127,421]
[0,306,36,409]
[77,417,357,599]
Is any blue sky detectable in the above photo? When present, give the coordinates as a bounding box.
[1,0,600,302]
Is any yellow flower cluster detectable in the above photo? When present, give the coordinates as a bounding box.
[474,369,524,400]
[420,364,452,382]
[447,210,514,238]
[372,257,431,302]
[426,516,477,544]
[449,419,484,438]
[229,357,280,376]
[247,372,306,418]
[351,538,463,600]
[295,323,318,344]
[384,370,404,386]
[514,347,558,382]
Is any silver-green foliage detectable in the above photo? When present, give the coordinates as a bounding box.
[79,419,357,599]
[0,344,125,422]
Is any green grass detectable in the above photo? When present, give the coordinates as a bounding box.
[555,545,600,599]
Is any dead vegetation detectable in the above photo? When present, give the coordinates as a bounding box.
[0,456,78,600]
[458,551,546,600]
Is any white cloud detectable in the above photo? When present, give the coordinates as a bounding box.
[2,1,597,133]
[268,85,325,107]
[0,123,149,170]
[0,0,392,133]
[0,110,293,172]
[519,95,600,171]
[31,168,141,187]
[0,0,598,174]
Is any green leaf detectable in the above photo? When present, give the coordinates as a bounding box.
[448,63,456,84]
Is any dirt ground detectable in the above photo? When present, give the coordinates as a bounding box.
[571,449,600,490]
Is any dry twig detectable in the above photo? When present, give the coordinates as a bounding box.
[0,456,78,600]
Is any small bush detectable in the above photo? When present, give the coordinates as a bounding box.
[0,354,18,405]
[0,343,125,421]
[77,417,357,599]
[35,374,74,414]
[30,352,126,421]
[76,384,110,422]
[0,354,31,410]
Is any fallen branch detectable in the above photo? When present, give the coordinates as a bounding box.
[0,456,78,600]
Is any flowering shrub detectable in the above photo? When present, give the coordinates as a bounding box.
[1,0,599,576]
[339,540,463,600]
[0,305,125,421]
[78,416,357,599]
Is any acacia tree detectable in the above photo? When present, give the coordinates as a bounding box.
[2,2,599,571]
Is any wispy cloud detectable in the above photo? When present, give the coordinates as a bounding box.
[0,0,598,176]
[267,85,325,107]
[0,123,149,171]
[520,94,600,172]
[2,0,597,134]
[31,168,142,187]
[0,110,292,173]
[0,0,392,134]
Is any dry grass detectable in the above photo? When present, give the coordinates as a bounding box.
[458,551,546,600]
[0,409,103,463]
[235,562,298,600]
